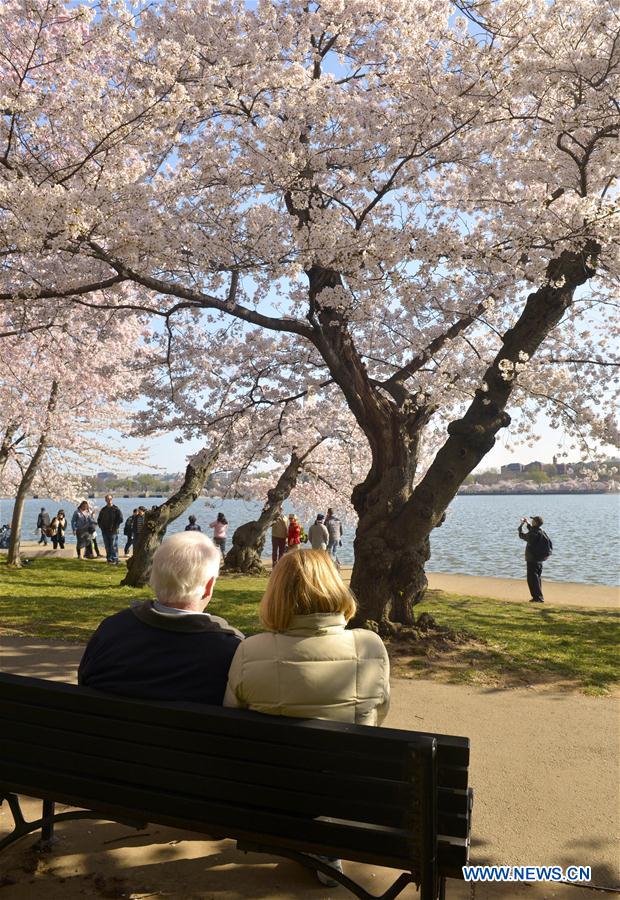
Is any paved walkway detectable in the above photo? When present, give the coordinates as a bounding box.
[1,636,618,899]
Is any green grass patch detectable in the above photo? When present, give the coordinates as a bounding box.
[0,557,265,642]
[410,589,620,694]
[1,559,618,694]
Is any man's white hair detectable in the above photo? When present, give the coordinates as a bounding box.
[149,531,221,608]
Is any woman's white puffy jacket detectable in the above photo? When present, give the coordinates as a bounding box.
[223,612,390,725]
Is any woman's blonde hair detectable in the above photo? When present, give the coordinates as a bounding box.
[260,549,357,631]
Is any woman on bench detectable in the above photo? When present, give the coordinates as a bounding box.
[224,549,390,886]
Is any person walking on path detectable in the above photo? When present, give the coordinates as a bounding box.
[49,510,66,550]
[71,501,97,559]
[224,549,390,888]
[518,515,553,603]
[0,524,11,549]
[287,514,301,550]
[324,507,343,563]
[97,494,124,564]
[123,509,137,556]
[271,512,288,566]
[185,515,202,532]
[209,512,228,555]
[36,507,50,545]
[308,514,329,550]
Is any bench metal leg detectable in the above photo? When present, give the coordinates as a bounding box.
[0,793,147,854]
[438,875,446,900]
[34,799,57,850]
[238,840,414,900]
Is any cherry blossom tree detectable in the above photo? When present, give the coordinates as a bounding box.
[0,308,144,566]
[0,0,618,624]
[134,318,368,571]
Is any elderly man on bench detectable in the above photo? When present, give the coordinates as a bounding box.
[78,531,243,704]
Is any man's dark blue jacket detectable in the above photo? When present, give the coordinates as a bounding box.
[78,600,243,704]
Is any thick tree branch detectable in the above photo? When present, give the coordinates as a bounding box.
[86,242,315,339]
[0,274,127,303]
[405,241,601,542]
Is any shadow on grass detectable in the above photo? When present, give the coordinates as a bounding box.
[0,558,264,642]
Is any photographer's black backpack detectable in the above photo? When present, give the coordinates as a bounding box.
[533,530,553,561]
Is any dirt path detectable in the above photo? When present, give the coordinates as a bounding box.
[1,635,618,899]
[425,571,619,608]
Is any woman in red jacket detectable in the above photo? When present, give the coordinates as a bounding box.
[287,514,301,550]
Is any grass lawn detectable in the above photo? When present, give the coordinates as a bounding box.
[0,557,265,642]
[405,589,619,695]
[1,557,618,694]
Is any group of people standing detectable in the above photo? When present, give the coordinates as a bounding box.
[183,512,229,556]
[69,497,147,563]
[270,507,344,566]
[35,499,232,564]
[36,508,67,550]
[35,498,151,563]
[33,496,349,575]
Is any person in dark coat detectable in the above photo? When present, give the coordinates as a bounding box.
[123,508,138,556]
[185,514,201,532]
[97,494,124,564]
[518,515,553,603]
[132,506,146,547]
[78,531,243,703]
[36,507,50,545]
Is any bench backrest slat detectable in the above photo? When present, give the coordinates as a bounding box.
[0,673,469,765]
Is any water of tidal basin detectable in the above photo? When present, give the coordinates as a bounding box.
[3,492,618,587]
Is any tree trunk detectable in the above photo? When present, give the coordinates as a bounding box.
[307,266,435,630]
[6,383,59,568]
[347,417,430,632]
[121,446,219,587]
[223,450,308,574]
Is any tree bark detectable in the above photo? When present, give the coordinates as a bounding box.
[223,450,309,574]
[121,446,219,587]
[6,382,59,568]
[347,416,430,631]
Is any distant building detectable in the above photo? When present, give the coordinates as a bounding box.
[552,455,566,475]
[96,471,117,481]
[501,463,523,474]
[523,461,543,472]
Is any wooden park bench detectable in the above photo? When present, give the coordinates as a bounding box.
[0,672,473,900]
